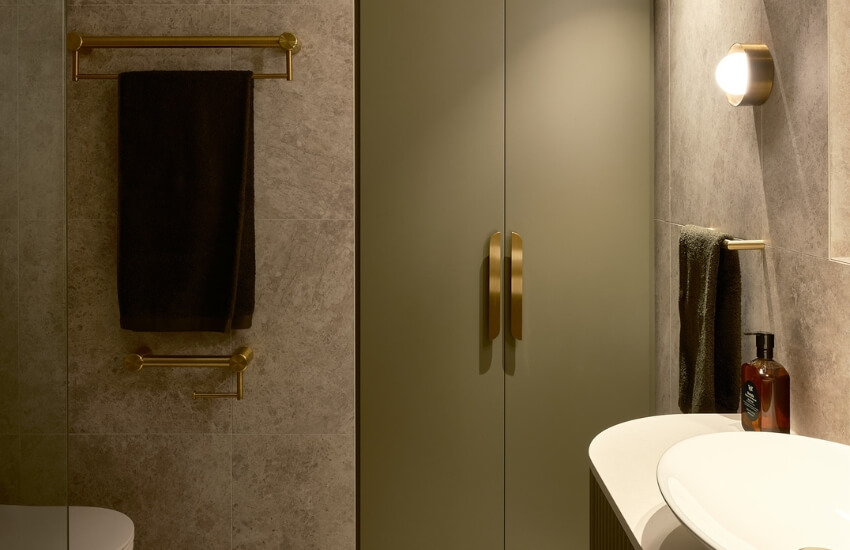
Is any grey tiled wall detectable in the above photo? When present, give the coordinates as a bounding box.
[830,2,850,258]
[0,0,68,507]
[65,0,355,548]
[655,0,850,445]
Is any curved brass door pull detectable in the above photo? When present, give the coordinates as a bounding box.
[511,232,523,340]
[488,232,502,340]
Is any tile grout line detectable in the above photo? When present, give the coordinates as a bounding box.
[64,2,310,6]
[67,217,355,222]
[66,432,355,436]
[63,0,71,510]
[666,0,671,227]
[826,0,831,260]
[666,0,675,413]
[666,224,679,412]
[228,2,235,542]
[16,2,23,497]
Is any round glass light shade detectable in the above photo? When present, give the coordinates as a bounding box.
[715,43,774,106]
[715,52,748,96]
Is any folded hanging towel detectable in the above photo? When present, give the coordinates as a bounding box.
[117,71,255,332]
[678,225,741,413]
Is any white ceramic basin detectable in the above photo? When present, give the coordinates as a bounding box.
[657,431,850,550]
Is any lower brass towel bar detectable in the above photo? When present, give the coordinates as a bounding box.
[67,32,301,82]
[125,346,253,400]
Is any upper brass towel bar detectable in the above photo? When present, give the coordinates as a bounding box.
[125,346,253,400]
[67,32,301,82]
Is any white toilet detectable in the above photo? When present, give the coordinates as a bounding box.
[0,505,134,550]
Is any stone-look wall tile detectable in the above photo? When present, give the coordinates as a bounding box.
[738,245,775,361]
[654,221,673,413]
[0,220,20,434]
[70,0,224,7]
[761,0,829,258]
[669,1,768,242]
[232,434,355,550]
[830,1,850,258]
[770,250,850,444]
[65,2,356,549]
[19,220,66,434]
[234,220,354,434]
[66,6,231,220]
[18,5,65,221]
[68,219,233,434]
[18,0,64,5]
[659,1,850,443]
[654,0,670,222]
[0,7,17,221]
[19,434,66,505]
[0,436,20,503]
[231,4,354,220]
[69,434,231,550]
[66,82,119,220]
[66,5,231,74]
[66,5,230,36]
[231,0,348,10]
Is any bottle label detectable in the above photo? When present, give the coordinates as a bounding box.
[742,380,760,421]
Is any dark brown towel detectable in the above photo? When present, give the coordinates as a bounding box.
[678,225,741,413]
[117,71,254,332]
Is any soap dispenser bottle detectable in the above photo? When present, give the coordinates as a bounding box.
[741,332,790,433]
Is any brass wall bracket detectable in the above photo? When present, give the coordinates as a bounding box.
[124,346,253,400]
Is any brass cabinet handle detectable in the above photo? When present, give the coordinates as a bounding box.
[488,232,502,340]
[510,232,523,340]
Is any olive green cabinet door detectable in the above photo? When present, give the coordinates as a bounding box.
[504,0,653,548]
[361,0,652,548]
[359,0,506,548]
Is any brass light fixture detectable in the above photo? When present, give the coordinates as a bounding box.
[715,43,774,106]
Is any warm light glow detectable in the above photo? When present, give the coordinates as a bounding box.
[715,52,749,96]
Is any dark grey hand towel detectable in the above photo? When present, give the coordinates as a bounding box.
[678,225,741,413]
[117,71,255,332]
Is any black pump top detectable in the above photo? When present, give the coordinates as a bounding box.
[746,331,774,360]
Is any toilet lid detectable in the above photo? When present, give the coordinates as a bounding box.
[0,505,134,550]
[70,506,134,550]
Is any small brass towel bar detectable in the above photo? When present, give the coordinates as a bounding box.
[67,32,301,82]
[723,239,765,250]
[125,346,253,400]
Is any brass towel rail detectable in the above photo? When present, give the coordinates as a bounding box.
[67,32,301,82]
[723,239,765,250]
[125,346,253,400]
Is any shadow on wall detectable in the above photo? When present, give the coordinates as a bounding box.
[759,0,828,259]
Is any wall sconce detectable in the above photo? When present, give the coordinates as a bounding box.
[715,43,774,106]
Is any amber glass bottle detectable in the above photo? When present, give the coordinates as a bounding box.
[740,332,790,433]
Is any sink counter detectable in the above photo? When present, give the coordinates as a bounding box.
[588,413,741,550]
